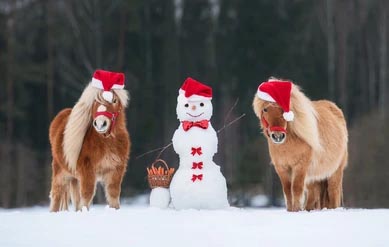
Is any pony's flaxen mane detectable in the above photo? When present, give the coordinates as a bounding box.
[63,83,129,172]
[253,82,321,153]
[288,84,321,153]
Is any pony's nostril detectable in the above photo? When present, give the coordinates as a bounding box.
[93,121,97,127]
[102,121,107,128]
[271,132,285,143]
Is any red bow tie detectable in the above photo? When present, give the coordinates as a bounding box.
[192,162,203,170]
[182,120,209,131]
[191,174,203,182]
[191,147,202,156]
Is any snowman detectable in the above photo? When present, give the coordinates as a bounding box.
[170,77,229,210]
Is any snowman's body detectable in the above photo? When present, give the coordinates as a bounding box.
[170,78,229,210]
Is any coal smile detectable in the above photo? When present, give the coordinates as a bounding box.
[186,112,204,118]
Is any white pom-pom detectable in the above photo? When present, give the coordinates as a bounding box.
[102,91,113,102]
[283,111,294,121]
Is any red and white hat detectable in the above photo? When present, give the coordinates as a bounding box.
[179,77,212,101]
[257,79,294,121]
[91,69,125,102]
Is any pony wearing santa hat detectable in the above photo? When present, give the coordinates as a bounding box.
[253,77,348,211]
[49,69,130,212]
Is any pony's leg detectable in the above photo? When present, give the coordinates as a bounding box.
[50,161,66,212]
[103,167,125,209]
[291,164,308,212]
[59,184,70,211]
[79,170,96,210]
[274,165,292,211]
[49,179,62,212]
[327,163,345,209]
[69,178,81,211]
[305,182,321,211]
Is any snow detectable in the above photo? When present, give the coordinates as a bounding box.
[1,205,388,247]
[149,188,170,208]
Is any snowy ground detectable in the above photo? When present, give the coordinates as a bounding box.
[1,204,388,247]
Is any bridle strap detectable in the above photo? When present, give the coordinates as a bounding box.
[94,109,120,138]
[261,115,287,136]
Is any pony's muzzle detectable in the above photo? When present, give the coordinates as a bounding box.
[270,131,286,144]
[93,116,110,133]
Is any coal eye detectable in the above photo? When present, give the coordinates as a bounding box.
[184,103,189,108]
[200,102,204,107]
[263,108,268,113]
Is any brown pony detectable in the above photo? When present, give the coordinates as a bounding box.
[49,83,130,212]
[253,78,348,211]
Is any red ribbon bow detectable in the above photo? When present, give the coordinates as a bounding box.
[182,120,209,131]
[192,162,203,170]
[191,147,202,156]
[191,174,203,182]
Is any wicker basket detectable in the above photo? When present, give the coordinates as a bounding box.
[147,159,173,189]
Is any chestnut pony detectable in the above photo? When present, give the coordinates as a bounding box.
[49,83,130,212]
[253,79,348,211]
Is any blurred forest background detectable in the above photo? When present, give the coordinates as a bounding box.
[0,0,388,209]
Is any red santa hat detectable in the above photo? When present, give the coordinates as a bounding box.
[91,69,125,102]
[257,78,294,121]
[179,77,212,101]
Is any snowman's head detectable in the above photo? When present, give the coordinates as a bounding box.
[176,77,213,122]
[177,94,213,121]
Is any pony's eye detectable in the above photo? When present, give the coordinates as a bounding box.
[263,108,268,113]
[200,102,204,107]
[113,98,117,103]
[184,103,189,108]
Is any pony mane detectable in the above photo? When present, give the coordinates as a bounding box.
[288,84,322,153]
[63,83,130,172]
[252,80,321,153]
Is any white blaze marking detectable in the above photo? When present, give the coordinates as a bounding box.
[97,105,107,112]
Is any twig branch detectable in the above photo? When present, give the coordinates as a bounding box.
[135,98,245,160]
[135,146,165,159]
[217,113,246,134]
[155,142,173,160]
[224,98,239,125]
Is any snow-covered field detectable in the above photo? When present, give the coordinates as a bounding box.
[0,205,388,247]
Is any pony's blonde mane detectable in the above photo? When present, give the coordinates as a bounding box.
[252,81,321,153]
[288,84,321,153]
[63,82,130,172]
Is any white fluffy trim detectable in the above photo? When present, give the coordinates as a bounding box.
[283,111,294,121]
[102,91,113,102]
[257,90,276,102]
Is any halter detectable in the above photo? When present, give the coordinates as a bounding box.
[93,100,121,138]
[261,115,287,137]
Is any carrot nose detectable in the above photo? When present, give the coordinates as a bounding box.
[191,105,196,110]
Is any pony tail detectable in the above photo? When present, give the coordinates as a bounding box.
[289,85,322,153]
[63,83,99,172]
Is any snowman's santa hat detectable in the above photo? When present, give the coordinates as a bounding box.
[257,78,294,121]
[91,69,125,102]
[179,77,212,101]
